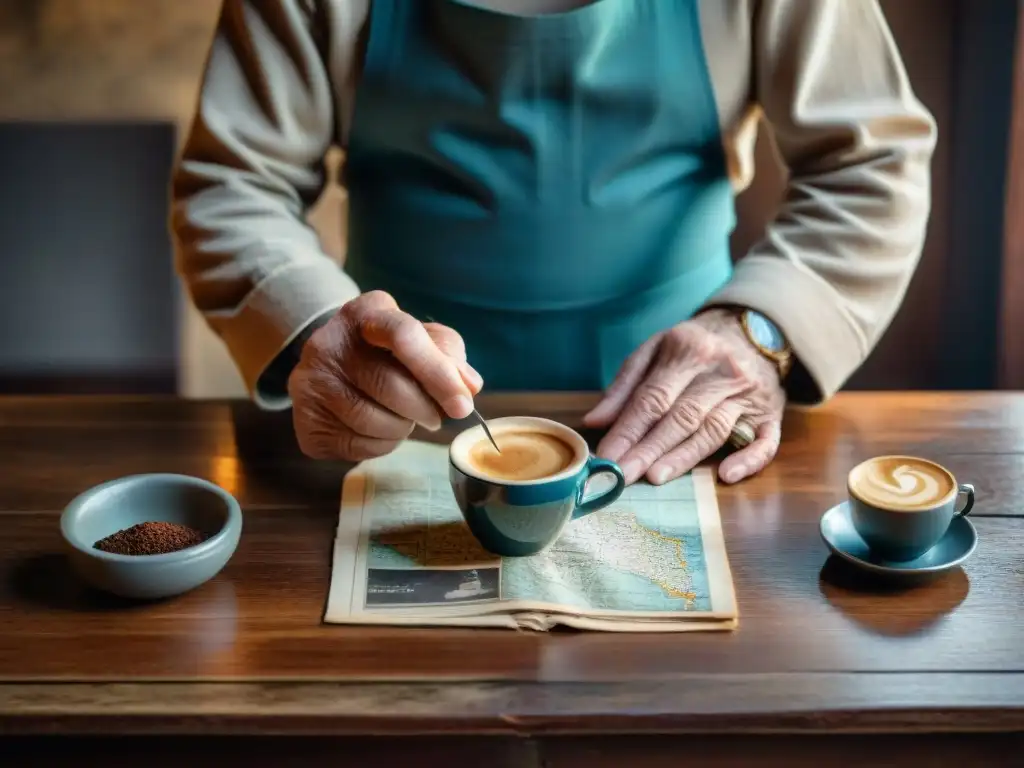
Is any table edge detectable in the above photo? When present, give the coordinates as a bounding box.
[2,674,1023,736]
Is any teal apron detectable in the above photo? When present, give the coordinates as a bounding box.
[345,0,735,390]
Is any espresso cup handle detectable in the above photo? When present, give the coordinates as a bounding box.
[573,458,626,519]
[955,483,975,517]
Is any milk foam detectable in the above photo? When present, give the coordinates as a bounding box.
[467,430,576,482]
[852,459,954,510]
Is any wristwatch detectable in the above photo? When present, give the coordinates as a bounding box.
[726,309,791,450]
[738,309,792,381]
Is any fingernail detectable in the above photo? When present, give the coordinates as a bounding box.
[460,362,483,392]
[585,403,606,428]
[620,458,643,484]
[443,394,474,420]
[722,467,741,484]
[419,407,443,431]
[648,465,671,485]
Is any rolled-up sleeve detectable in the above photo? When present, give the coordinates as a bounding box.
[704,0,937,403]
[171,0,360,409]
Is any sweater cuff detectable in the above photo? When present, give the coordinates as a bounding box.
[217,260,356,411]
[254,309,338,410]
[701,256,865,404]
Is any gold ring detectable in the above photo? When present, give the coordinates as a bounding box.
[729,421,756,449]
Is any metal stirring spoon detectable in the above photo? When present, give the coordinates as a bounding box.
[473,409,501,454]
[423,315,499,453]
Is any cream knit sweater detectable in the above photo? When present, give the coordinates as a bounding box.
[172,0,936,407]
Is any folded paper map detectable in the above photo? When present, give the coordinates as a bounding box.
[326,440,738,631]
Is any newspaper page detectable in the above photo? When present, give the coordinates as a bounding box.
[325,440,738,631]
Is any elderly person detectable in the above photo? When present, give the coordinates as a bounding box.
[172,0,935,485]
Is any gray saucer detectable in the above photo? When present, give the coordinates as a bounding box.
[820,501,977,579]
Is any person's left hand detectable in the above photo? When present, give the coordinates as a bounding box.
[582,308,786,486]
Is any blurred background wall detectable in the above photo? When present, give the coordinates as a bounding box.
[0,0,1018,397]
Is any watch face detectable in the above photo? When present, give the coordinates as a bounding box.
[745,311,785,353]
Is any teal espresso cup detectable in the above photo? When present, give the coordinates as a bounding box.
[847,455,974,561]
[449,416,626,557]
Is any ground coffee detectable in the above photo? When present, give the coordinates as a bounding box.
[94,521,206,556]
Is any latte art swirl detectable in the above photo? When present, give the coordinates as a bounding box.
[467,430,576,482]
[850,457,955,511]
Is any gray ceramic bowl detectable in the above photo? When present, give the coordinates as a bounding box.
[60,473,242,600]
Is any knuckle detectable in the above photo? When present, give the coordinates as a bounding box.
[360,290,393,309]
[305,317,350,365]
[423,321,453,339]
[342,290,396,321]
[389,316,425,358]
[341,295,368,319]
[689,333,719,365]
[665,325,693,345]
[690,432,718,458]
[669,399,706,434]
[339,392,376,433]
[426,324,466,359]
[636,382,676,416]
[663,326,693,356]
[704,408,736,441]
[664,325,718,364]
[333,431,362,461]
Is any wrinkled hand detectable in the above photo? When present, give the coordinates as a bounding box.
[583,309,786,485]
[289,291,482,461]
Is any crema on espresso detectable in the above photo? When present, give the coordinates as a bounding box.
[849,456,955,511]
[466,430,576,482]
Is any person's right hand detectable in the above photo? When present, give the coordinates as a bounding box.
[288,291,482,462]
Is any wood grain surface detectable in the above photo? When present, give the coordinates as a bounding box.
[0,393,1022,737]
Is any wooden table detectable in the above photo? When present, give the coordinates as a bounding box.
[0,392,1022,766]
